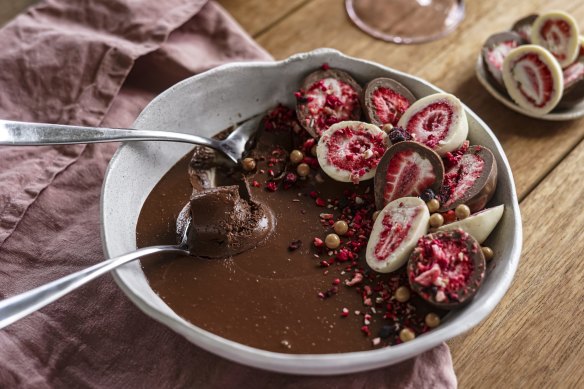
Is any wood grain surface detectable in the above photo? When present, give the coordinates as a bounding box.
[2,0,584,387]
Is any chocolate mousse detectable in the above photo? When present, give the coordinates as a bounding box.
[137,104,446,354]
[186,185,273,258]
[137,67,504,354]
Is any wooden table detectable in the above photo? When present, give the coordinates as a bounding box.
[2,1,583,387]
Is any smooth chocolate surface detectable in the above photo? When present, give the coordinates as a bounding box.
[138,119,442,354]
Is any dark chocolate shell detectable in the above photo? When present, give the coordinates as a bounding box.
[439,145,497,213]
[362,77,416,127]
[511,13,538,43]
[408,229,486,310]
[374,141,444,210]
[481,31,523,93]
[295,68,362,138]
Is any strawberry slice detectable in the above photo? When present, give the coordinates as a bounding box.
[482,32,523,88]
[363,77,416,127]
[374,141,444,210]
[408,229,486,309]
[531,11,580,67]
[317,121,388,183]
[397,93,468,156]
[366,197,430,273]
[502,45,563,115]
[438,145,497,213]
[296,68,362,138]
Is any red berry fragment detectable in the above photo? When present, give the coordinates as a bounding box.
[374,141,444,210]
[438,145,497,213]
[317,121,388,183]
[531,11,580,68]
[362,77,416,127]
[397,93,468,156]
[296,68,362,138]
[502,45,563,115]
[366,197,430,273]
[408,229,486,309]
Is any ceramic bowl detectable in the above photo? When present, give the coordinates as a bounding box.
[101,48,522,375]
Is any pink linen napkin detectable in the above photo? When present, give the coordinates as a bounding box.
[0,1,457,387]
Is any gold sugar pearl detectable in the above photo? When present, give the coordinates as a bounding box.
[482,246,494,261]
[311,145,318,157]
[333,220,349,236]
[289,149,304,164]
[372,210,381,221]
[429,213,444,228]
[297,163,310,177]
[382,123,394,133]
[395,286,411,303]
[399,328,416,342]
[242,157,256,171]
[455,204,471,220]
[426,199,440,213]
[325,233,341,249]
[425,313,441,328]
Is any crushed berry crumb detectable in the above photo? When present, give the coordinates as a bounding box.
[288,239,302,251]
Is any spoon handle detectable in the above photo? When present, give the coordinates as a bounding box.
[0,119,221,150]
[0,245,187,330]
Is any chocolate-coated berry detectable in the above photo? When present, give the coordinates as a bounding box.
[333,220,349,236]
[455,204,471,220]
[325,233,341,249]
[482,246,494,261]
[310,145,318,157]
[426,199,440,213]
[429,213,444,228]
[242,157,256,171]
[297,163,310,177]
[290,149,304,164]
[388,127,412,144]
[399,328,415,342]
[395,286,411,303]
[425,313,441,328]
[420,188,436,202]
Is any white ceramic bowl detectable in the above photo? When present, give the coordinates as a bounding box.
[101,48,522,375]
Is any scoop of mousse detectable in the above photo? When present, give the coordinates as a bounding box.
[186,183,274,258]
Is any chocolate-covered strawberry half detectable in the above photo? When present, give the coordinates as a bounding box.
[366,197,430,273]
[482,31,523,91]
[511,14,538,43]
[295,68,362,138]
[558,37,584,110]
[502,45,564,115]
[531,10,580,68]
[397,93,468,156]
[362,77,416,127]
[317,121,388,183]
[439,145,497,213]
[408,229,486,309]
[374,141,444,210]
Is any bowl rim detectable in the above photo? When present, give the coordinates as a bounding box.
[101,48,523,375]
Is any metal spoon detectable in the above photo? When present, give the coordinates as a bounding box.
[0,203,193,330]
[0,114,264,164]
